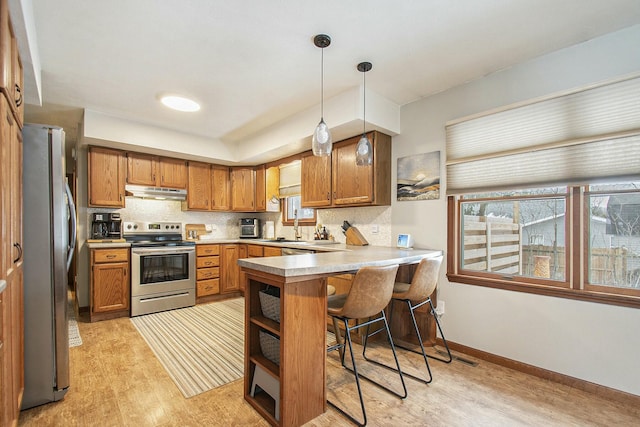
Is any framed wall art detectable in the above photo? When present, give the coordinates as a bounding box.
[397,151,440,201]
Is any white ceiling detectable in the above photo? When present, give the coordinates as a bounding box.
[18,0,640,161]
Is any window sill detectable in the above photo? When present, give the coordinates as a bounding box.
[446,273,640,309]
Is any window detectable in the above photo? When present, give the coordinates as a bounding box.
[445,75,640,308]
[282,195,316,226]
[448,182,640,307]
[586,183,640,293]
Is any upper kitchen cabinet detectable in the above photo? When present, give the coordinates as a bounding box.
[0,0,23,126]
[230,167,255,212]
[185,161,212,210]
[301,131,391,208]
[211,165,230,211]
[254,165,266,212]
[126,152,156,186]
[301,153,332,208]
[88,146,126,208]
[184,162,230,211]
[158,157,187,189]
[126,152,187,189]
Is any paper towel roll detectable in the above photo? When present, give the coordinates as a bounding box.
[265,221,275,239]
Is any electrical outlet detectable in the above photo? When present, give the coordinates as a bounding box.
[434,300,445,316]
[371,224,379,234]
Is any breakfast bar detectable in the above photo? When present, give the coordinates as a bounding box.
[238,246,442,427]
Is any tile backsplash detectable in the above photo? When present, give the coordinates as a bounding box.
[88,197,392,246]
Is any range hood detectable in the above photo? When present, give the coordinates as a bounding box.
[125,184,187,201]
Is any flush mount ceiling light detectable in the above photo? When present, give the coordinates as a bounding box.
[355,61,373,166]
[160,95,200,112]
[312,34,332,157]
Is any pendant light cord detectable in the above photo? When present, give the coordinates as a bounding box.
[363,69,366,135]
[321,47,324,120]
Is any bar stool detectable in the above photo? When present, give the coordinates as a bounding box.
[363,255,450,385]
[327,264,407,427]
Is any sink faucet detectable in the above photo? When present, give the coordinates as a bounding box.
[293,209,301,241]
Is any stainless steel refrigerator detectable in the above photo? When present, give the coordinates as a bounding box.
[21,124,77,409]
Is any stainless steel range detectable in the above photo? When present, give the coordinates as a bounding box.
[124,221,196,316]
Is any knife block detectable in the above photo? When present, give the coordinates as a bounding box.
[345,227,369,246]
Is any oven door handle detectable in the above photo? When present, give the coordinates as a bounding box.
[131,248,195,255]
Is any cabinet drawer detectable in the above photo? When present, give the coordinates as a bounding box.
[197,256,220,268]
[197,279,220,297]
[93,248,128,263]
[197,244,220,256]
[263,247,282,257]
[197,267,220,281]
[247,245,263,257]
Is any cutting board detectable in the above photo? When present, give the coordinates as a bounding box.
[185,223,207,240]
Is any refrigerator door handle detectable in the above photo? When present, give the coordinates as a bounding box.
[65,182,77,272]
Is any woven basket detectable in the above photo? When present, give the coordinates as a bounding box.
[259,330,280,365]
[259,287,281,323]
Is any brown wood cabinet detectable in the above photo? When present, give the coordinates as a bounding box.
[158,157,187,189]
[196,244,220,300]
[221,244,247,294]
[230,167,255,212]
[263,246,282,257]
[211,165,230,210]
[255,165,266,212]
[88,147,126,207]
[0,0,23,126]
[186,161,212,210]
[301,152,332,207]
[184,162,230,211]
[126,152,157,186]
[90,248,130,321]
[301,131,391,208]
[126,152,187,189]
[0,53,23,426]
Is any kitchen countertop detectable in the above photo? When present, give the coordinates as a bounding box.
[194,238,347,252]
[84,239,344,251]
[238,245,442,277]
[86,242,131,249]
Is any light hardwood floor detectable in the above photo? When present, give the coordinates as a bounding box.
[19,311,640,427]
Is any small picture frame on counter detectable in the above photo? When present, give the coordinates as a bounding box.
[396,233,413,249]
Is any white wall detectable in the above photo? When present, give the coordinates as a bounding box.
[392,24,640,396]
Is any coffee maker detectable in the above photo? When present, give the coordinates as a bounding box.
[91,213,122,240]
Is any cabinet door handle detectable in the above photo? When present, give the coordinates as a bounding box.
[106,254,116,259]
[327,192,330,200]
[13,242,22,263]
[15,84,22,107]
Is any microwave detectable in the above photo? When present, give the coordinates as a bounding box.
[239,218,261,238]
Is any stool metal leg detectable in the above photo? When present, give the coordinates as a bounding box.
[328,311,407,426]
[393,298,452,364]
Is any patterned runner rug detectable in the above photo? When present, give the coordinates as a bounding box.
[131,298,244,398]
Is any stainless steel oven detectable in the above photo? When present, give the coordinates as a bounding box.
[125,221,196,316]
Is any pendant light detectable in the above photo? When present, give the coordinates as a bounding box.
[312,34,332,157]
[355,61,373,166]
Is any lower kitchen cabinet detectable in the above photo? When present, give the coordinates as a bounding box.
[90,248,130,322]
[221,244,247,294]
[196,244,221,301]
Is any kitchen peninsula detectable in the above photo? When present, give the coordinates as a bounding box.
[238,246,442,426]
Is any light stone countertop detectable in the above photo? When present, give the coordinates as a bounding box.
[238,245,443,277]
[195,238,347,252]
[86,242,131,249]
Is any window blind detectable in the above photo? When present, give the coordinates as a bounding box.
[445,75,640,194]
[278,160,301,197]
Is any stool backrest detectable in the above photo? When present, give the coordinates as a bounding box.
[402,256,443,302]
[340,264,399,319]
